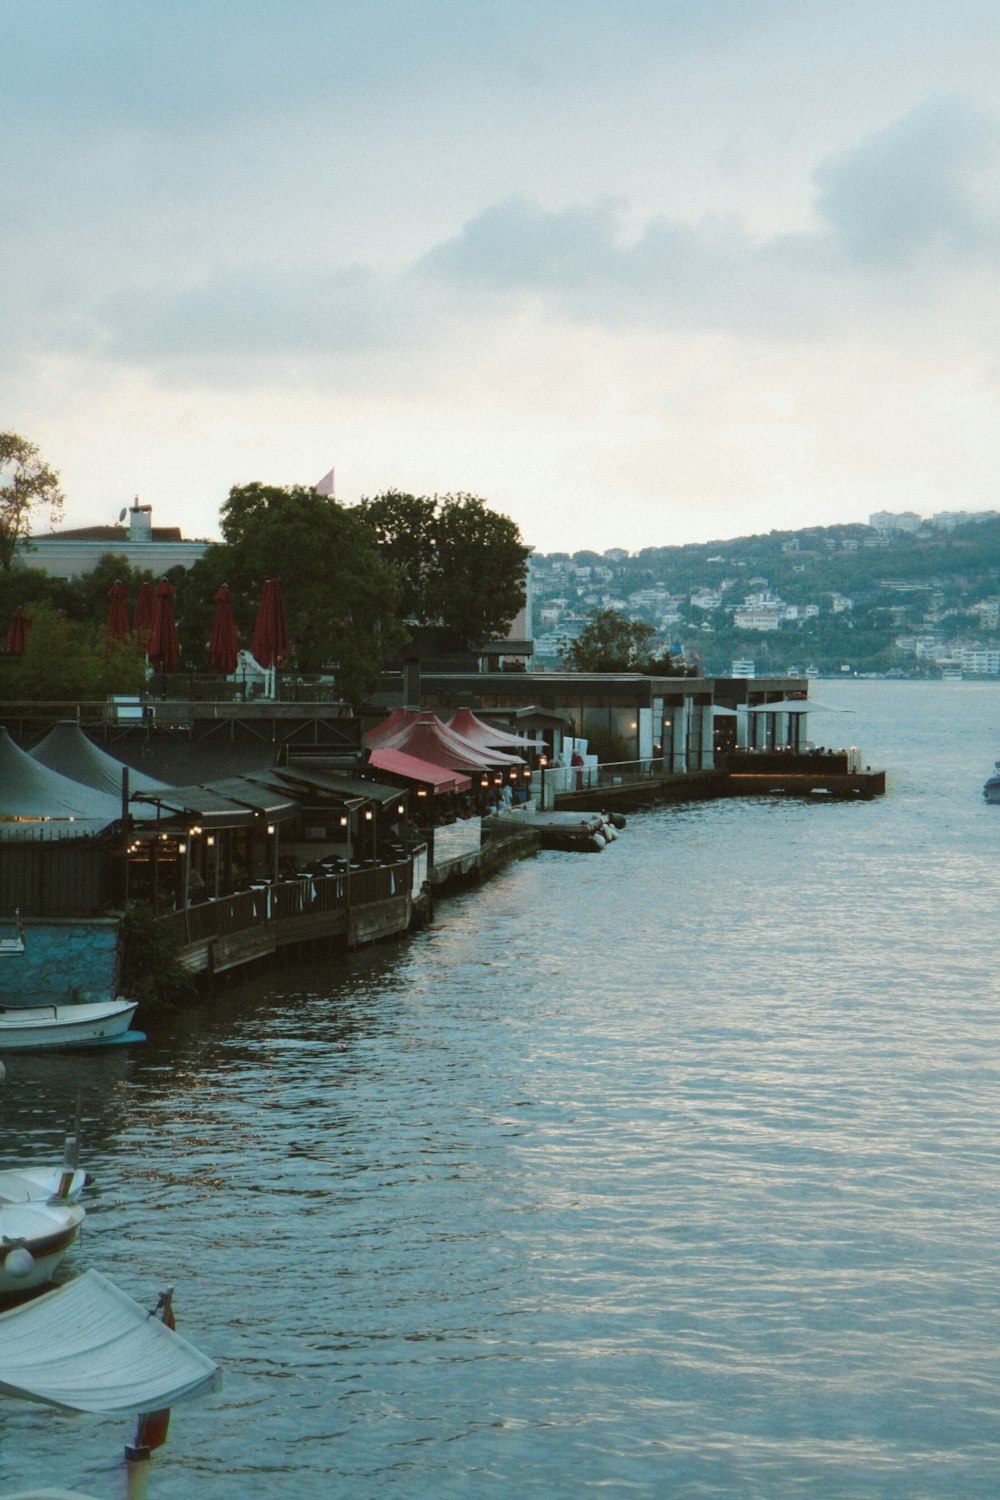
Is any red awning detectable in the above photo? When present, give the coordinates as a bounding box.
[447,707,543,750]
[368,747,472,795]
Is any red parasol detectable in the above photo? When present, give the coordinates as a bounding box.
[252,578,288,669]
[133,580,154,649]
[106,580,130,643]
[3,606,30,656]
[147,579,180,673]
[209,584,239,674]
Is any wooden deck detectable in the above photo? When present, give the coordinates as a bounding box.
[163,862,412,977]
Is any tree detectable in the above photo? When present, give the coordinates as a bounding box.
[0,433,65,572]
[194,482,406,704]
[355,490,529,649]
[0,605,146,702]
[563,608,685,674]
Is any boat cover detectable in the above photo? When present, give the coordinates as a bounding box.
[0,1269,218,1414]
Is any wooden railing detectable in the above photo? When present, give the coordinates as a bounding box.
[160,861,411,948]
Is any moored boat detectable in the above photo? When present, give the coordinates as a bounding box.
[0,998,140,1051]
[983,761,1000,803]
[0,1199,85,1298]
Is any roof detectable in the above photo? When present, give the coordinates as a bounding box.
[0,1268,218,1415]
[263,765,369,810]
[29,525,184,543]
[130,785,255,829]
[379,715,525,770]
[29,721,172,797]
[205,776,299,822]
[0,729,121,824]
[446,707,542,750]
[367,747,472,795]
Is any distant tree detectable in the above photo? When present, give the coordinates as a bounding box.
[0,433,65,572]
[355,490,529,649]
[563,609,657,671]
[191,482,406,703]
[0,605,146,701]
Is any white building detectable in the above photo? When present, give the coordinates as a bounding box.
[20,500,210,579]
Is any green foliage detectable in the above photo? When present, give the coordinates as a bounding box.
[0,604,146,701]
[563,609,685,674]
[0,433,64,572]
[355,490,529,649]
[188,482,407,703]
[119,901,195,1004]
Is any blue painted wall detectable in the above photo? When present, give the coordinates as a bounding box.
[2,920,121,1006]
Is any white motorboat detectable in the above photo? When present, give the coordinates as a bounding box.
[0,1199,86,1298]
[0,997,140,1050]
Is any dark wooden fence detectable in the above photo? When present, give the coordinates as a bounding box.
[0,831,113,917]
[160,861,411,949]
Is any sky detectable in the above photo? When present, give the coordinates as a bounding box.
[4,0,1000,555]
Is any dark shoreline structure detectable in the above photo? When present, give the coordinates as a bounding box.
[0,676,884,997]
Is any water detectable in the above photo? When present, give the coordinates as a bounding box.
[2,681,1000,1498]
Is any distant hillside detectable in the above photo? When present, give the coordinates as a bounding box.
[531,516,1000,677]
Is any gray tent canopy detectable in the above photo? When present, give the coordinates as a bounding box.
[29,720,172,797]
[0,728,121,824]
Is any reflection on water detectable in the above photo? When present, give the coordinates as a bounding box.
[2,683,1000,1498]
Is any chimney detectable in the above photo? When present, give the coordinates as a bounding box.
[129,498,152,541]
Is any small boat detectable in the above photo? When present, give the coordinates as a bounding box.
[984,762,1000,803]
[0,1199,86,1298]
[0,997,140,1051]
[0,1267,219,1415]
[0,1164,87,1203]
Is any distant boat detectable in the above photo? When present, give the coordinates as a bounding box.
[984,761,1000,804]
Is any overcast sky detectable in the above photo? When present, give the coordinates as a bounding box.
[5,1,1000,553]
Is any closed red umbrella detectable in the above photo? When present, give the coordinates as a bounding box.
[133,581,154,649]
[210,584,239,674]
[106,580,130,643]
[3,606,30,656]
[148,579,180,673]
[252,578,288,669]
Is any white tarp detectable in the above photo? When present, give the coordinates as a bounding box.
[0,1269,218,1414]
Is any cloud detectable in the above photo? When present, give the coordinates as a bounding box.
[814,97,1000,264]
[5,96,999,384]
[417,99,1000,337]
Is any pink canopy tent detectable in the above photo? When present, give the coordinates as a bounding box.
[368,746,473,795]
[446,708,543,751]
[386,714,524,772]
[106,580,130,643]
[209,585,239,674]
[147,580,180,673]
[364,708,423,749]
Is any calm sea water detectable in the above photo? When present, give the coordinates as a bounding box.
[2,681,1000,1499]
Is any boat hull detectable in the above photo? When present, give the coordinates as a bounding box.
[0,998,139,1050]
[0,1201,85,1298]
[984,779,1000,804]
